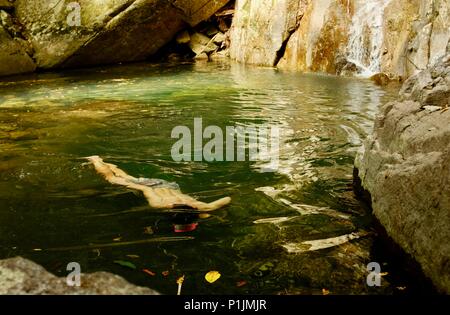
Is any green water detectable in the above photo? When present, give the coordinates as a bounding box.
[0,61,404,294]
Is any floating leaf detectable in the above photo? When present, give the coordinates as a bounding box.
[380,272,389,277]
[322,288,330,295]
[113,237,122,242]
[236,280,247,287]
[126,254,139,259]
[259,262,274,271]
[143,226,154,235]
[33,248,42,251]
[114,260,136,269]
[177,275,185,296]
[205,271,221,283]
[143,269,156,276]
[176,275,185,285]
[396,286,406,291]
[162,270,170,277]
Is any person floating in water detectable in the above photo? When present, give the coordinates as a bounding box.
[85,156,231,211]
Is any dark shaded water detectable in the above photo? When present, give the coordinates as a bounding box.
[0,61,406,294]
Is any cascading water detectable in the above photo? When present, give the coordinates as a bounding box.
[346,0,392,77]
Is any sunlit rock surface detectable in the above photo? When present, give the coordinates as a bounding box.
[381,0,450,79]
[0,257,160,294]
[13,0,227,69]
[230,0,449,79]
[277,0,352,73]
[355,55,450,293]
[229,0,308,67]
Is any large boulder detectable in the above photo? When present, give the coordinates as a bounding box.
[0,0,14,11]
[0,23,36,76]
[0,257,159,295]
[171,0,229,27]
[354,55,450,293]
[14,0,228,69]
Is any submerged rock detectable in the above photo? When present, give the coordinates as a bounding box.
[355,55,450,293]
[234,215,388,294]
[0,257,159,295]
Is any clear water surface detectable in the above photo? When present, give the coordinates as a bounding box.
[0,61,406,294]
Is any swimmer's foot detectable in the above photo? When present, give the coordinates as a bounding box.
[84,155,102,163]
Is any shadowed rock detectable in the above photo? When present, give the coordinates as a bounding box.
[0,257,160,295]
[0,24,36,76]
[13,0,228,70]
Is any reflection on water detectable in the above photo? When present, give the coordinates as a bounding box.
[0,61,402,294]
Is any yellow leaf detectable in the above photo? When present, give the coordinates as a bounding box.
[380,272,389,277]
[177,275,185,296]
[205,271,221,283]
[126,255,139,259]
[322,288,330,295]
[177,275,185,285]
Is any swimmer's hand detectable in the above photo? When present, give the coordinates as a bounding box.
[85,155,231,211]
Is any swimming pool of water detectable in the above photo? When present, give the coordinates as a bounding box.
[0,61,405,294]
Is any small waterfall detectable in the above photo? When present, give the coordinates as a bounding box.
[346,0,392,76]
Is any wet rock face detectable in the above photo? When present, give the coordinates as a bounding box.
[0,257,159,294]
[230,0,449,79]
[12,0,227,70]
[229,0,355,73]
[355,55,450,293]
[382,0,450,79]
[277,0,352,73]
[229,0,308,67]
